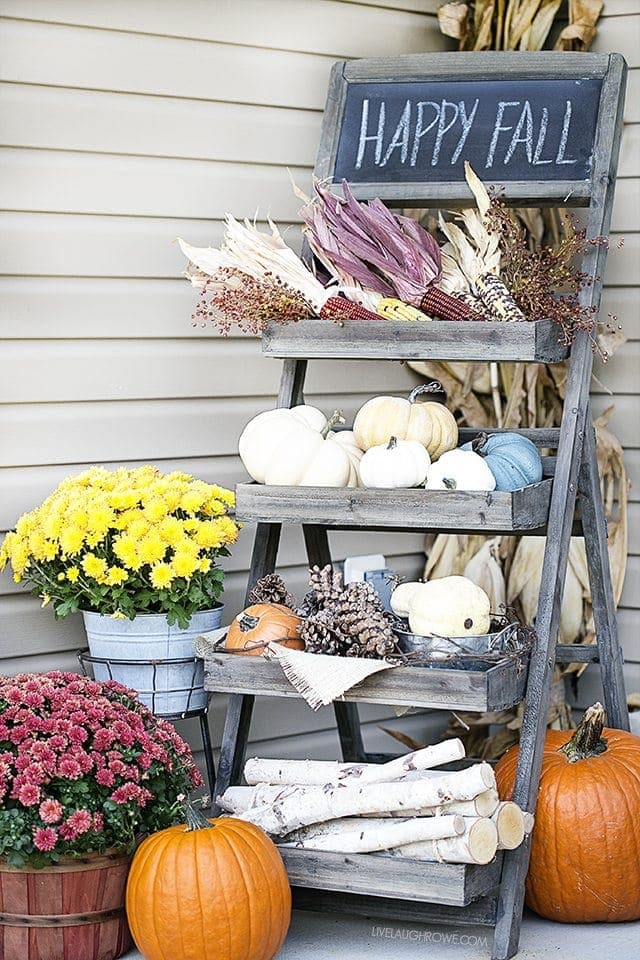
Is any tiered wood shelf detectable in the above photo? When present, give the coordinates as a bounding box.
[262,318,570,363]
[206,51,629,960]
[205,651,529,713]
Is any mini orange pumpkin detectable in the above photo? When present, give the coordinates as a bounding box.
[126,800,291,960]
[224,602,303,654]
[496,702,640,923]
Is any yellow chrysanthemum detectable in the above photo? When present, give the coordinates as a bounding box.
[113,534,141,570]
[59,526,86,556]
[198,557,212,573]
[126,516,150,540]
[86,504,115,538]
[158,516,184,547]
[170,552,198,579]
[66,566,80,583]
[179,482,210,514]
[138,532,167,565]
[105,565,128,586]
[109,490,140,510]
[81,553,108,581]
[144,498,168,524]
[208,485,235,508]
[149,563,173,589]
[202,498,226,517]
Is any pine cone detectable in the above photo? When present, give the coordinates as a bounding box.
[247,573,295,607]
[308,564,343,607]
[300,611,344,656]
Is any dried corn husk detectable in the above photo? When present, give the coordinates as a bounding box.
[507,537,587,645]
[178,216,331,313]
[424,534,486,581]
[464,538,507,613]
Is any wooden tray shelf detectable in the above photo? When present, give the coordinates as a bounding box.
[278,848,503,907]
[262,318,569,363]
[235,480,553,533]
[204,651,529,712]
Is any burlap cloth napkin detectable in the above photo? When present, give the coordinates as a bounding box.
[194,632,395,710]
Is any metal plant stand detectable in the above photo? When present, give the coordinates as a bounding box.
[78,650,217,796]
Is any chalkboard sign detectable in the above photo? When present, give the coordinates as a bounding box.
[316,53,614,205]
[335,78,601,184]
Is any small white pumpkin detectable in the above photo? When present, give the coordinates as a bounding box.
[390,581,423,618]
[408,576,491,637]
[353,384,458,460]
[330,430,364,488]
[360,437,431,489]
[425,449,496,492]
[239,406,355,487]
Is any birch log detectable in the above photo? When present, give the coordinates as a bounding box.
[493,802,526,850]
[220,785,500,819]
[380,816,499,865]
[388,788,500,819]
[243,739,464,787]
[278,815,464,853]
[234,763,495,836]
[523,812,535,835]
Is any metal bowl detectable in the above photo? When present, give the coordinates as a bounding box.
[392,620,519,664]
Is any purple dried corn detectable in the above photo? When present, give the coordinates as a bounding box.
[320,296,382,324]
[420,287,486,322]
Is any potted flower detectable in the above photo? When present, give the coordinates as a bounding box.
[0,466,240,713]
[0,670,202,960]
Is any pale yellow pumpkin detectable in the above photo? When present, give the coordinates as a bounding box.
[353,385,458,460]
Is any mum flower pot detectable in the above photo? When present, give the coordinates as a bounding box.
[82,605,224,716]
[0,850,133,960]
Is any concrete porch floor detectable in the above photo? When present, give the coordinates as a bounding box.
[123,907,640,959]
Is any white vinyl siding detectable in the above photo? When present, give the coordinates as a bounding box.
[0,1,638,756]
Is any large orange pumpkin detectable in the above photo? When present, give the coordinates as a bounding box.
[126,801,291,960]
[496,702,640,923]
[224,602,303,655]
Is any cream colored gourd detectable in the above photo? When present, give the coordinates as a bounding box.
[353,384,458,460]
[407,576,491,637]
[390,581,423,618]
[239,405,356,487]
[425,449,496,492]
[359,437,430,489]
[330,430,364,488]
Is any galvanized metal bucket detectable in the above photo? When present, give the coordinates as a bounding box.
[82,606,223,715]
[393,620,519,666]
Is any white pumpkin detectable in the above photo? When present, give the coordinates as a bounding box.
[353,385,458,460]
[425,449,496,492]
[390,581,423,618]
[330,430,364,488]
[407,576,491,637]
[360,437,430,489]
[238,405,355,487]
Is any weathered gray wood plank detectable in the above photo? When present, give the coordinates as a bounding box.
[279,847,503,907]
[235,482,553,532]
[205,653,528,712]
[292,888,498,927]
[344,51,610,82]
[262,319,569,363]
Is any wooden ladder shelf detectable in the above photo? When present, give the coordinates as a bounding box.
[205,51,630,960]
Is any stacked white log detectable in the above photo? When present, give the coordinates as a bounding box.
[217,740,532,866]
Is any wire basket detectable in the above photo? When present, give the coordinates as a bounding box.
[77,649,209,718]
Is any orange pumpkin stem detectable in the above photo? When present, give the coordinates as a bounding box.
[183,797,215,832]
[560,702,607,763]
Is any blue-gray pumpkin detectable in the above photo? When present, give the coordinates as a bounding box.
[462,433,543,491]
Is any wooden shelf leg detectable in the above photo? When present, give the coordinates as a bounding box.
[578,417,629,730]
[302,523,367,763]
[211,522,282,813]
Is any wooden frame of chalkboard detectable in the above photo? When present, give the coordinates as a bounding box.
[315,51,621,206]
